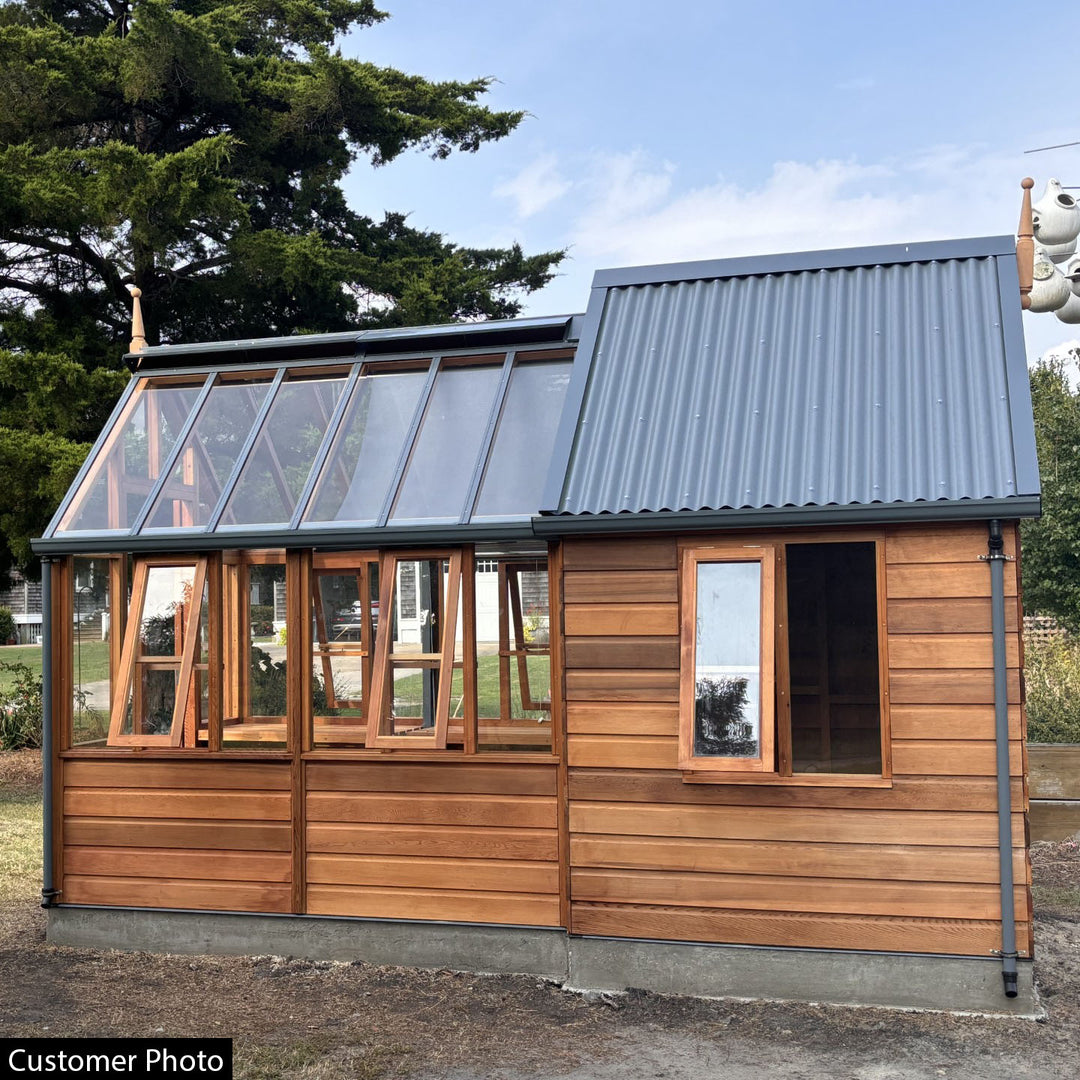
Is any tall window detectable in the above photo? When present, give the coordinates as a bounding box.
[679,539,886,779]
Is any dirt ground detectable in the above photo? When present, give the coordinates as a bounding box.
[2,750,1079,1080]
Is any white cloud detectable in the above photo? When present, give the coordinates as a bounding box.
[567,145,1026,269]
[493,153,572,219]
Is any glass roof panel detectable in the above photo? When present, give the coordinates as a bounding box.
[303,368,427,527]
[390,363,503,523]
[141,377,271,530]
[55,379,203,534]
[218,375,346,528]
[473,359,572,519]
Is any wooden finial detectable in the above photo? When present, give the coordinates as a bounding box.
[1018,177,1035,311]
[129,286,146,353]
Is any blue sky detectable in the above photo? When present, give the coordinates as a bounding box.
[342,2,1080,362]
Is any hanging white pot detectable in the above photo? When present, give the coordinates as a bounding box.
[1064,254,1080,297]
[1038,237,1077,263]
[1029,256,1071,312]
[1055,293,1080,323]
[1032,179,1080,246]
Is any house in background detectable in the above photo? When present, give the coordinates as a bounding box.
[33,235,1039,1014]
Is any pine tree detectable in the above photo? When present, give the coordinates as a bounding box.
[0,1,563,575]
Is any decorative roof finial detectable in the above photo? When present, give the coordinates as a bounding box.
[1018,178,1035,311]
[127,287,146,354]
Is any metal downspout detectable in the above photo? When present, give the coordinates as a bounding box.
[987,520,1018,996]
[40,558,59,907]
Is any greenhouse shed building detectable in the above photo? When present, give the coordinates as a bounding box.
[34,235,1040,1013]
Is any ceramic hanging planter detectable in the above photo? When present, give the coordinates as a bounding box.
[1029,255,1071,312]
[1032,179,1080,246]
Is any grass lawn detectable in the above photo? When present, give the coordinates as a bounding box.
[0,751,41,904]
[0,639,111,693]
[391,653,551,719]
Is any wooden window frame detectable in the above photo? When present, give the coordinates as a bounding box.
[107,556,208,747]
[365,549,463,749]
[680,536,890,784]
[679,544,777,774]
[310,551,379,746]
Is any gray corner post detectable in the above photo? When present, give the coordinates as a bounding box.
[986,520,1018,996]
[40,557,59,907]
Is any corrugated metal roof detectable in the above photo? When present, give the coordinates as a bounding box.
[546,237,1039,517]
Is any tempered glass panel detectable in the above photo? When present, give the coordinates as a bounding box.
[71,556,113,746]
[220,377,345,527]
[694,561,761,759]
[142,379,270,529]
[139,566,197,657]
[247,563,287,718]
[314,654,366,716]
[391,364,502,522]
[120,667,179,738]
[304,370,427,526]
[474,360,572,518]
[58,381,202,533]
[787,543,881,774]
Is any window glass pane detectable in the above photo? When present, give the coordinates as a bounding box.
[220,376,345,527]
[304,370,427,526]
[139,566,197,657]
[474,360,572,518]
[142,378,270,530]
[57,381,202,533]
[787,543,881,774]
[478,558,552,752]
[694,562,761,758]
[114,562,201,743]
[221,555,289,749]
[391,364,502,522]
[71,557,114,746]
[311,561,379,747]
[120,667,179,738]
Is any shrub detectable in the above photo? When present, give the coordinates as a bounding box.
[0,605,15,644]
[694,675,756,756]
[0,661,43,750]
[250,605,274,637]
[1025,632,1080,743]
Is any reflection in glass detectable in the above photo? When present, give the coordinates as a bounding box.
[57,381,202,533]
[221,377,345,527]
[304,370,427,526]
[694,561,761,758]
[474,361,572,518]
[72,556,114,746]
[142,379,270,529]
[391,364,502,522]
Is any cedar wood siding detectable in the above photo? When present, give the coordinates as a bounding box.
[563,522,1033,958]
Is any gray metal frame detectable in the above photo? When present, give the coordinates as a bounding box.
[993,252,1042,497]
[592,235,1016,290]
[43,376,143,537]
[539,285,609,515]
[129,373,218,533]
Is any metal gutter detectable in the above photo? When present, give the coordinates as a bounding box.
[32,521,538,556]
[40,558,58,907]
[128,315,580,371]
[531,497,1042,537]
[986,519,1019,997]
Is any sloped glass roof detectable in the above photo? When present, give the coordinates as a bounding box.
[47,344,574,544]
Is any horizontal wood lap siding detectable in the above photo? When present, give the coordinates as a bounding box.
[561,527,1032,957]
[305,761,560,926]
[61,760,292,913]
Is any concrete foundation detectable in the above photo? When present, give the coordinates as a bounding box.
[47,907,1038,1016]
